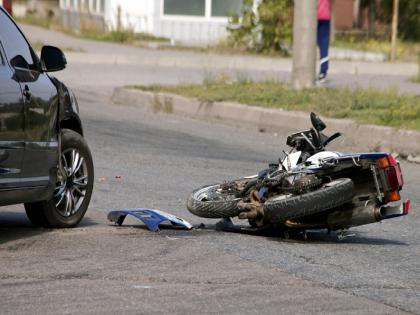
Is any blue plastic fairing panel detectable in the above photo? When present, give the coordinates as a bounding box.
[107,208,193,232]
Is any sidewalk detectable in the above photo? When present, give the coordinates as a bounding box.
[21,24,420,95]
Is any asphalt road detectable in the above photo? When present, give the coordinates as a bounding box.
[1,87,419,314]
[0,25,420,315]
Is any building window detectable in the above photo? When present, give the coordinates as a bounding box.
[163,0,206,16]
[81,0,89,12]
[211,0,242,17]
[99,0,105,13]
[90,0,97,13]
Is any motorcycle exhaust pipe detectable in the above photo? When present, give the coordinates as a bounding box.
[327,201,409,231]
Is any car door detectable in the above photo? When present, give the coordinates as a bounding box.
[0,41,25,190]
[0,8,58,188]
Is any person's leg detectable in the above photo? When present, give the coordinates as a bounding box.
[318,20,330,79]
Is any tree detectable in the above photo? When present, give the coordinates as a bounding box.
[380,0,420,41]
[360,0,377,37]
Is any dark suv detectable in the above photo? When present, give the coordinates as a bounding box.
[0,7,93,227]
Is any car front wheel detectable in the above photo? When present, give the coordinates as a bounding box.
[25,129,94,228]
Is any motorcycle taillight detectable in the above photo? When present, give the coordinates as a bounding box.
[386,167,400,191]
[377,154,403,202]
[387,154,403,190]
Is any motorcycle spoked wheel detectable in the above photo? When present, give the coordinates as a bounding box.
[263,178,354,223]
[187,183,244,218]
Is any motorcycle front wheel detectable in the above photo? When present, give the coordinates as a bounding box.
[187,183,243,218]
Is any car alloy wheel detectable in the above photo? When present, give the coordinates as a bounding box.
[54,148,89,217]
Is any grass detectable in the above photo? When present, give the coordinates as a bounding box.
[15,14,168,44]
[15,14,52,29]
[30,40,85,53]
[79,29,168,43]
[157,38,290,58]
[131,81,420,130]
[332,34,420,62]
[416,54,420,83]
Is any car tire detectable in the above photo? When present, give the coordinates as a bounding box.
[25,129,94,228]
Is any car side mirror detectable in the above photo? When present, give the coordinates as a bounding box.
[310,112,326,132]
[41,45,67,72]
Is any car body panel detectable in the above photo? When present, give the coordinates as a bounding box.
[0,7,84,206]
[20,69,59,186]
[0,45,25,189]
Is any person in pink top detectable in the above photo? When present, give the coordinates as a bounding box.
[317,0,331,82]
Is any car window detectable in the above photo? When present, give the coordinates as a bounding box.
[0,9,34,65]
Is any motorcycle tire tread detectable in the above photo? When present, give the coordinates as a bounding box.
[263,178,354,223]
[187,185,242,218]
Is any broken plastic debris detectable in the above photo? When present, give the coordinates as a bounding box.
[107,208,193,232]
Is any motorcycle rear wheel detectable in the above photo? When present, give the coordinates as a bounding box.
[263,178,354,223]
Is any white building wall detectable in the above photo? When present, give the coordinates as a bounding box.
[157,19,228,43]
[58,0,242,44]
[154,0,233,44]
[104,0,155,33]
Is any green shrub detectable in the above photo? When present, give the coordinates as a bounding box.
[227,0,293,55]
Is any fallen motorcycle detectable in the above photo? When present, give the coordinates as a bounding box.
[187,112,409,237]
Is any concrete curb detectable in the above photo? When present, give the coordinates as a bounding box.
[112,87,420,162]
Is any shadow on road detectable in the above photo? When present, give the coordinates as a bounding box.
[264,230,408,246]
[0,211,98,245]
[208,219,408,245]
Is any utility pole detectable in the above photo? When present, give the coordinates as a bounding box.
[353,0,360,28]
[330,0,335,42]
[390,0,399,62]
[292,0,318,90]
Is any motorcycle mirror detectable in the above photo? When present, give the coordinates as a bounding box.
[310,112,326,131]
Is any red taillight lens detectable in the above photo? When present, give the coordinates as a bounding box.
[377,154,404,191]
[387,154,397,166]
[403,199,410,215]
[377,154,404,202]
[386,167,400,191]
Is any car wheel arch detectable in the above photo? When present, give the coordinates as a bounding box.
[60,117,83,136]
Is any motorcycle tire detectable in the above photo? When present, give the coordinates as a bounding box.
[263,178,354,223]
[187,184,242,218]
